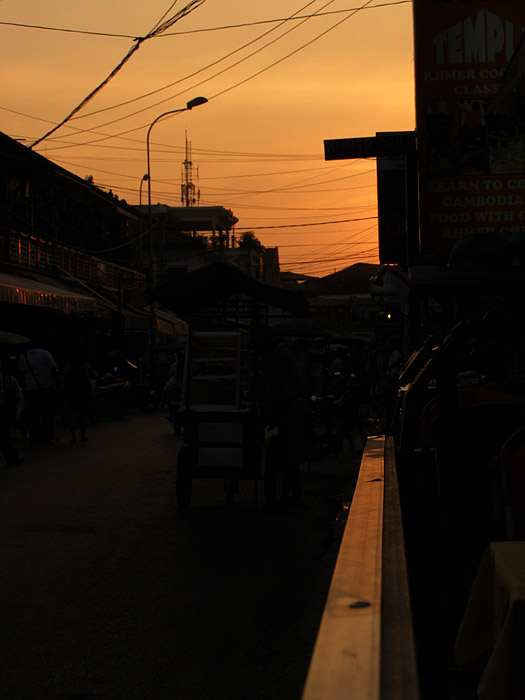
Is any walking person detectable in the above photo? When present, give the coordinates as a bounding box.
[2,357,25,436]
[253,326,310,509]
[161,352,180,409]
[0,361,23,467]
[18,340,61,446]
[62,347,92,444]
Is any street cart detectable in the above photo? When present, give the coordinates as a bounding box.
[176,329,264,506]
[151,261,310,508]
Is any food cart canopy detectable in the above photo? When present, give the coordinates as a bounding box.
[152,261,311,320]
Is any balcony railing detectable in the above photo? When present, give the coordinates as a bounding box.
[7,231,145,290]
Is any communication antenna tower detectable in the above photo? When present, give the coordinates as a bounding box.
[181,131,200,207]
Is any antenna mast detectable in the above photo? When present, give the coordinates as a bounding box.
[181,131,200,207]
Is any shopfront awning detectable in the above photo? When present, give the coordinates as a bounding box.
[0,271,101,315]
[122,305,187,337]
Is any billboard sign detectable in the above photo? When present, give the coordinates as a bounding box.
[414,0,525,257]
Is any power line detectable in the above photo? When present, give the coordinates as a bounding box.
[52,0,343,140]
[261,226,378,242]
[2,0,384,254]
[0,21,136,38]
[194,169,376,202]
[277,240,377,247]
[289,258,379,275]
[29,0,209,148]
[2,6,400,274]
[235,216,378,230]
[204,184,375,196]
[249,227,377,236]
[199,167,376,196]
[16,3,408,224]
[205,0,378,105]
[162,1,412,35]
[37,0,378,148]
[0,3,411,40]
[280,248,378,266]
[53,158,372,185]
[265,226,377,265]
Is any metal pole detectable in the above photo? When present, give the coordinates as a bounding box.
[146,110,185,376]
[145,98,208,375]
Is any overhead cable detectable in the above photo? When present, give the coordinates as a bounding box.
[235,216,378,230]
[0,3,411,39]
[65,0,339,130]
[40,0,374,148]
[29,0,208,148]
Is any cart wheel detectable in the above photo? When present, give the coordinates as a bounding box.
[264,436,282,510]
[176,445,192,508]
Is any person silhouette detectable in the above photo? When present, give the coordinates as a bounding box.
[62,347,92,444]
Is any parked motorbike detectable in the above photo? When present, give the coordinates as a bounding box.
[90,380,130,422]
[308,369,368,461]
[127,382,161,413]
[167,394,183,434]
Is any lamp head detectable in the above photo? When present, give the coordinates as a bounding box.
[186,96,208,110]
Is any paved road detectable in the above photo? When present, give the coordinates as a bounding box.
[1,411,359,700]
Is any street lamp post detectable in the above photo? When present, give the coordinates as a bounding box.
[144,96,208,374]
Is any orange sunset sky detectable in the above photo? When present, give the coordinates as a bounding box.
[0,1,416,276]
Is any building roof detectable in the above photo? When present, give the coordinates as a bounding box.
[0,131,138,219]
[135,204,237,232]
[299,263,379,296]
[152,261,310,320]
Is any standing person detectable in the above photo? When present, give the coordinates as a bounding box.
[62,347,92,444]
[254,327,310,509]
[383,344,403,432]
[161,352,180,409]
[0,362,23,466]
[287,337,315,399]
[1,357,25,436]
[330,349,346,373]
[18,341,61,446]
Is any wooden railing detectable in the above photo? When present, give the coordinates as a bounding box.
[302,435,420,700]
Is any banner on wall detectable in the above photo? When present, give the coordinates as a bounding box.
[414,0,525,258]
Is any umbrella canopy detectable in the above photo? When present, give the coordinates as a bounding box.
[152,261,311,321]
[0,330,30,344]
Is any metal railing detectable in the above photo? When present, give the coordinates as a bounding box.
[8,231,145,290]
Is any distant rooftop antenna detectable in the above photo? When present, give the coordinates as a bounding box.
[181,131,200,207]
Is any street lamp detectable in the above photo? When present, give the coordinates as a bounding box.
[146,96,208,280]
[139,173,149,207]
[145,96,208,372]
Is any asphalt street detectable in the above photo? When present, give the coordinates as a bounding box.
[1,410,360,700]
